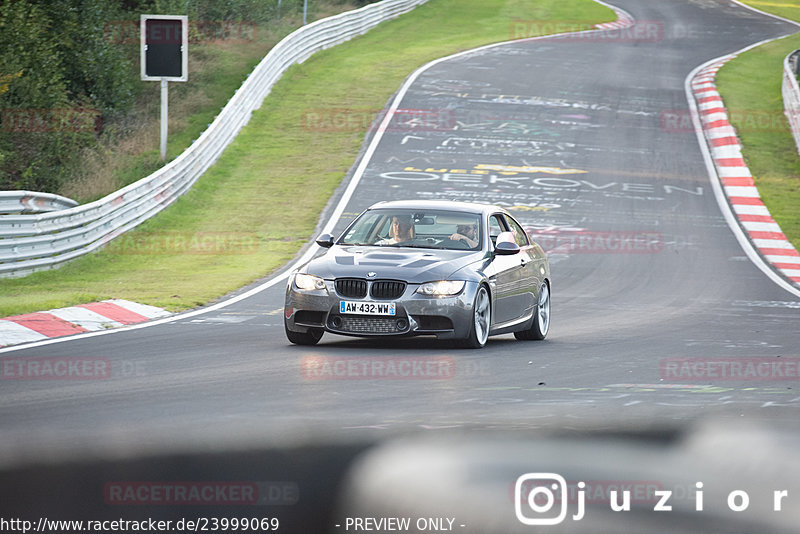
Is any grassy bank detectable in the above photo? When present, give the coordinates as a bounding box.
[0,0,615,317]
[716,2,800,251]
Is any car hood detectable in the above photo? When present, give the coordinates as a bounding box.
[302,246,487,283]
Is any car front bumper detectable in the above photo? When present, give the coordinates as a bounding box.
[284,279,479,340]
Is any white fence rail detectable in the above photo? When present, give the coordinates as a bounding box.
[784,49,800,157]
[0,0,428,277]
[0,192,78,215]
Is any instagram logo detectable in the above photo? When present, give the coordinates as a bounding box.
[515,473,584,525]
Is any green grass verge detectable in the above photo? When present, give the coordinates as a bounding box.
[0,0,615,317]
[740,0,800,23]
[716,2,800,252]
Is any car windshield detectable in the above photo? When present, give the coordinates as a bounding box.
[338,209,482,250]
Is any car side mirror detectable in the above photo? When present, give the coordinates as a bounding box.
[315,233,335,248]
[494,241,520,255]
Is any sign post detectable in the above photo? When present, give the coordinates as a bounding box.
[160,79,168,159]
[140,15,188,161]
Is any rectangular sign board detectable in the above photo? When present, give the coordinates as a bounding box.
[140,15,188,81]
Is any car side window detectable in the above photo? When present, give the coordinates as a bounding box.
[503,215,529,247]
[488,215,505,247]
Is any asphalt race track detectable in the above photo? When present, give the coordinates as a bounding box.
[2,0,800,472]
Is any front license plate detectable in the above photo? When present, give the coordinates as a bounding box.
[340,301,396,316]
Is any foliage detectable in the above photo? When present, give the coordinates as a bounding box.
[0,0,135,191]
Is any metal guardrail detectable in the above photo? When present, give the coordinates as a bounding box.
[0,192,78,215]
[0,0,428,278]
[784,49,800,157]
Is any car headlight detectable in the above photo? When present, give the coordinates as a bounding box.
[294,273,327,291]
[416,280,466,296]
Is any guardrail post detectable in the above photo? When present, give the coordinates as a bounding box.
[795,50,800,78]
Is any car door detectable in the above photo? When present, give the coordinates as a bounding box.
[483,214,525,325]
[502,214,539,316]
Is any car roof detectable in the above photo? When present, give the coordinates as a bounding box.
[367,200,507,216]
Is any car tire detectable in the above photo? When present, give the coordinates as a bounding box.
[515,281,550,341]
[285,323,324,346]
[460,284,491,349]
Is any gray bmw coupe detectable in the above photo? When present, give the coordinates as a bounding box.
[284,200,550,348]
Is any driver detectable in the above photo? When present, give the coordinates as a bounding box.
[450,223,478,248]
[377,215,415,244]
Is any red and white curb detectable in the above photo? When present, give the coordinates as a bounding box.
[692,58,800,287]
[594,4,634,30]
[0,300,171,347]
